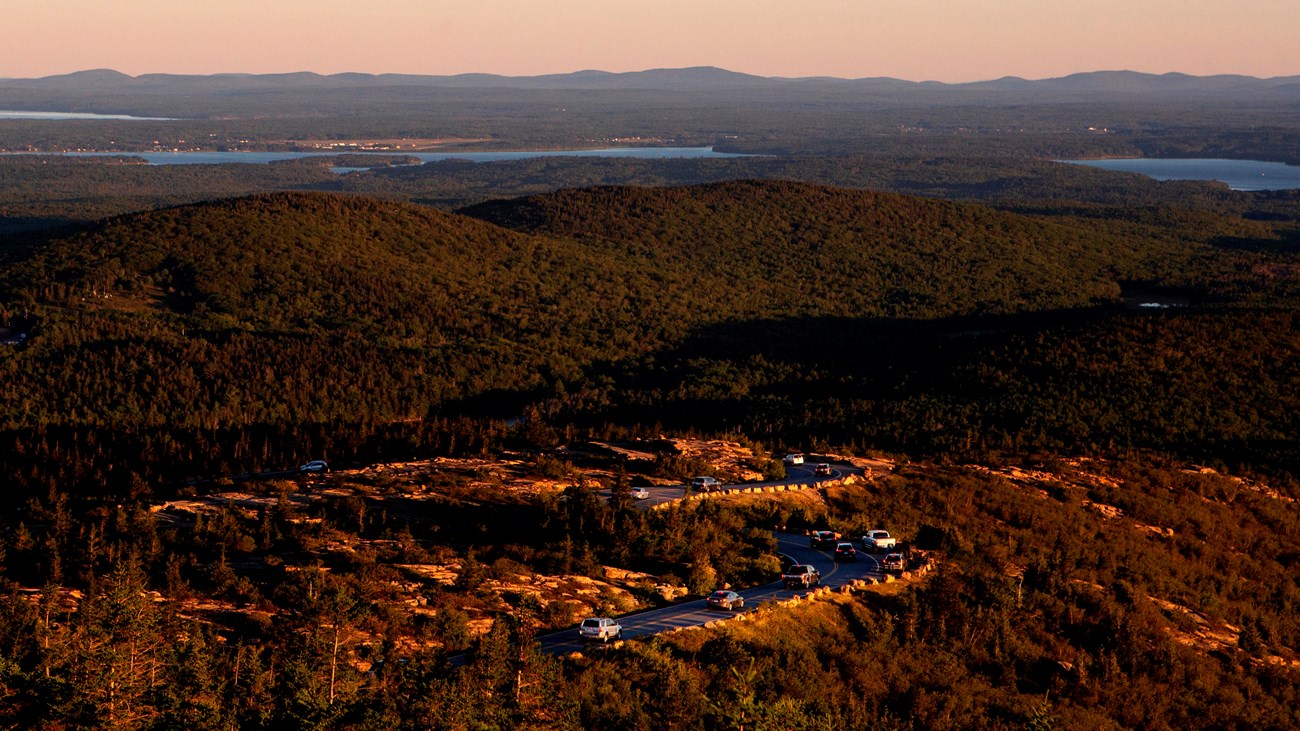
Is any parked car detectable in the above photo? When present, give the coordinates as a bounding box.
[690,476,720,492]
[783,453,805,465]
[813,463,832,476]
[706,590,745,611]
[810,530,839,549]
[630,487,650,500]
[781,564,822,589]
[299,460,329,473]
[862,529,897,552]
[834,542,857,561]
[578,617,623,642]
[882,553,906,572]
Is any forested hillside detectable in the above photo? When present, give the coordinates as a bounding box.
[462,179,1204,315]
[1,174,1299,729]
[4,180,1299,502]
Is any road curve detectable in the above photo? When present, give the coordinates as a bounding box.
[536,532,885,655]
[614,457,875,510]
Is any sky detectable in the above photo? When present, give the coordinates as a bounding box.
[3,0,1298,82]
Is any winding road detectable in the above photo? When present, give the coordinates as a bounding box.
[610,458,870,510]
[536,532,886,655]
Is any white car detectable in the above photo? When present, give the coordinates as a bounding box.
[783,453,805,465]
[578,617,623,642]
[630,487,650,500]
[299,460,329,473]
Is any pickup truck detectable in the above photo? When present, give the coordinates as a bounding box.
[861,529,897,552]
[781,564,822,589]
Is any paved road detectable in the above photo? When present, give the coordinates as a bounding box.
[537,532,885,655]
[611,458,870,510]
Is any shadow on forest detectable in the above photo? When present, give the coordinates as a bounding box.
[437,300,1172,427]
[1210,227,1300,253]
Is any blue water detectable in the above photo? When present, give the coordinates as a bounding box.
[1062,158,1300,191]
[9,147,750,166]
[0,110,175,121]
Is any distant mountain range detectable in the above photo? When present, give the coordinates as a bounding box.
[3,66,1298,95]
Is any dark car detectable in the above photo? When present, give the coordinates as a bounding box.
[706,590,745,611]
[834,542,857,561]
[813,463,832,476]
[810,530,838,549]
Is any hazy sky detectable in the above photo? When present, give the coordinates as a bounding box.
[3,0,1297,82]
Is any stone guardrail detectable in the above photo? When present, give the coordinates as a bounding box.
[656,560,936,638]
[649,474,860,511]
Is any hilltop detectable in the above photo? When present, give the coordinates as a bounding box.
[462,179,1196,318]
[2,180,1297,495]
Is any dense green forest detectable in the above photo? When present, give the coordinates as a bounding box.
[1,451,1297,729]
[2,175,1299,496]
[2,154,1300,727]
[4,179,1281,501]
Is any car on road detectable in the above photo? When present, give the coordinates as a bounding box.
[578,617,623,642]
[813,463,832,476]
[783,453,805,465]
[706,590,745,611]
[299,460,329,473]
[862,529,897,552]
[690,476,720,492]
[834,542,857,561]
[810,530,839,549]
[882,553,906,572]
[781,564,822,589]
[630,487,650,500]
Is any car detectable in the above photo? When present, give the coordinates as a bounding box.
[834,542,857,561]
[813,463,832,476]
[882,553,906,572]
[706,590,745,611]
[299,460,329,473]
[630,487,650,500]
[810,530,838,549]
[783,453,805,465]
[690,476,720,492]
[578,617,623,642]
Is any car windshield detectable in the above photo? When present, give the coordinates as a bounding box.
[581,619,600,628]
[710,591,727,598]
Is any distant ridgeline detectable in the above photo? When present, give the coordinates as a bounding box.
[0,181,1298,501]
[3,68,1300,162]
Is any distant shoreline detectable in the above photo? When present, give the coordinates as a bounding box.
[0,146,754,165]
